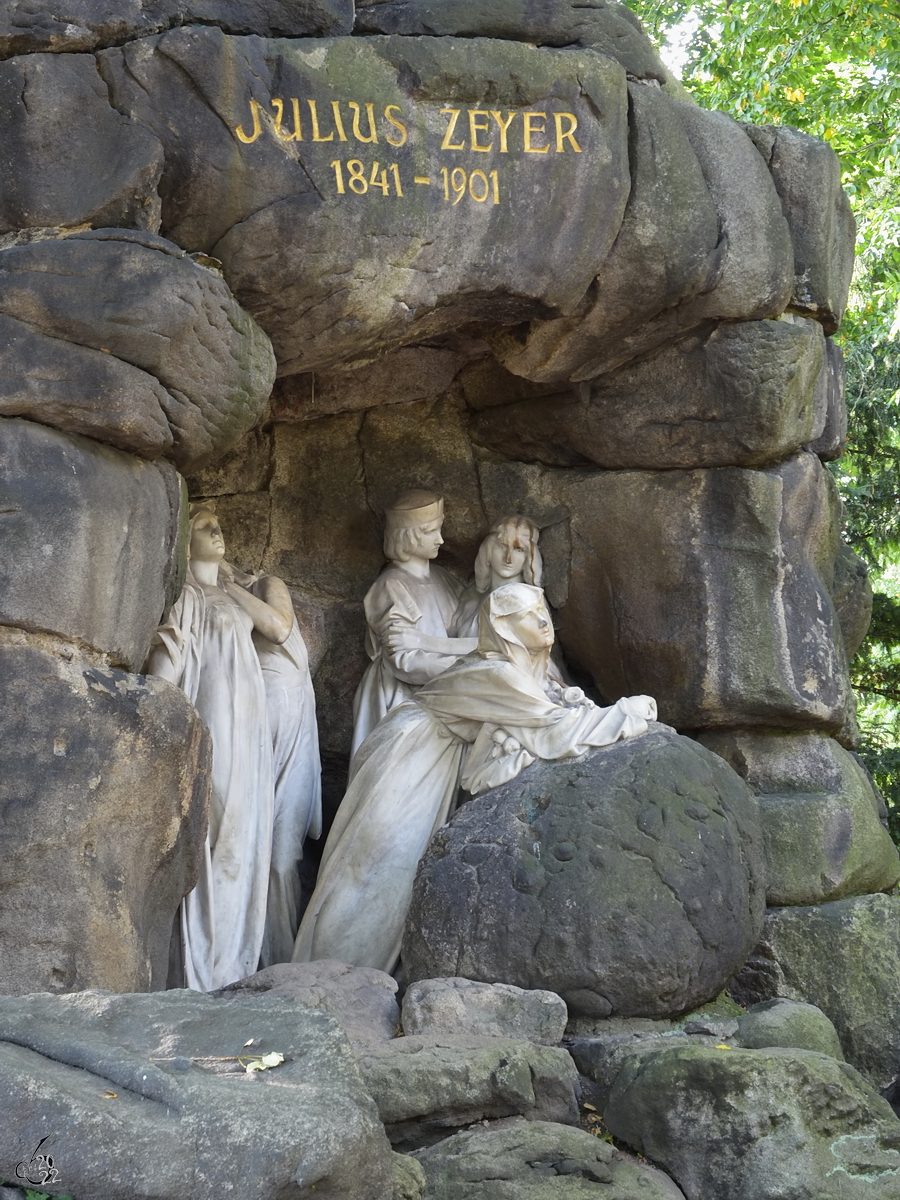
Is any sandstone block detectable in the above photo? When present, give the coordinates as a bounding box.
[403,728,765,1019]
[101,30,630,374]
[220,959,400,1048]
[746,124,856,334]
[807,336,848,460]
[494,93,793,384]
[474,317,827,469]
[557,451,849,732]
[0,990,393,1199]
[0,636,209,995]
[699,731,899,906]
[356,1035,579,1146]
[605,1044,900,1200]
[0,418,183,671]
[401,978,568,1045]
[0,0,353,57]
[0,52,162,233]
[732,893,900,1096]
[736,999,845,1060]
[830,539,873,658]
[354,0,674,85]
[415,1121,688,1199]
[0,231,275,472]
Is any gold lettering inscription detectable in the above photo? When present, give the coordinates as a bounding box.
[440,108,465,151]
[490,110,516,153]
[272,98,303,141]
[329,157,404,197]
[384,104,408,147]
[523,112,550,153]
[348,101,377,143]
[468,110,493,152]
[235,98,262,143]
[331,101,348,142]
[440,166,500,205]
[554,112,582,153]
[308,99,333,142]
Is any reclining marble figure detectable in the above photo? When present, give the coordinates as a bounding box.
[293,582,656,973]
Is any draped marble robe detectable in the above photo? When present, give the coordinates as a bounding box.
[152,576,274,991]
[350,562,463,762]
[293,645,654,973]
[252,594,322,968]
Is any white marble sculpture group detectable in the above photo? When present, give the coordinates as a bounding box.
[149,490,656,987]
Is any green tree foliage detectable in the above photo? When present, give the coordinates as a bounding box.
[629,0,900,825]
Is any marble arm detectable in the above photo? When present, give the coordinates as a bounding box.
[221,577,293,645]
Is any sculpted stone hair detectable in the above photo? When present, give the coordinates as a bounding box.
[474,515,543,592]
[383,489,443,562]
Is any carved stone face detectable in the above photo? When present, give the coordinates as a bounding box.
[505,602,554,651]
[489,532,527,581]
[189,512,226,563]
[412,518,444,560]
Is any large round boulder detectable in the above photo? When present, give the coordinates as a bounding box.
[403,726,765,1018]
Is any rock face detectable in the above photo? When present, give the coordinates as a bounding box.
[0,52,163,233]
[732,893,900,1097]
[746,123,856,333]
[401,978,568,1045]
[473,317,828,470]
[0,989,394,1199]
[556,451,850,732]
[101,30,631,374]
[0,418,183,672]
[699,731,900,906]
[0,232,276,472]
[403,727,765,1019]
[0,0,354,57]
[0,635,209,995]
[605,1044,900,1200]
[736,999,845,1061]
[415,1120,688,1200]
[220,959,400,1048]
[490,98,795,384]
[356,1035,579,1147]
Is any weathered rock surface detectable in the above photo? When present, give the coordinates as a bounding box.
[473,316,827,469]
[401,978,568,1045]
[564,995,744,1109]
[0,53,163,234]
[699,731,899,905]
[403,727,765,1019]
[0,989,394,1199]
[0,231,275,472]
[605,1044,900,1200]
[101,30,630,374]
[554,451,850,732]
[831,539,873,657]
[356,1035,579,1146]
[0,635,209,995]
[392,1152,427,1200]
[220,959,400,1048]
[746,123,856,334]
[0,418,183,670]
[807,335,848,460]
[732,893,900,1097]
[415,1120,688,1199]
[353,0,677,85]
[271,345,473,421]
[492,94,793,383]
[0,0,353,57]
[736,998,845,1060]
